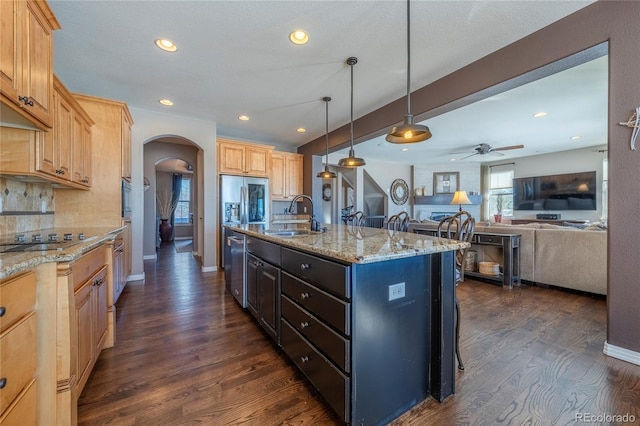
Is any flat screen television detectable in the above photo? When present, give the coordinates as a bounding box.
[513,171,597,211]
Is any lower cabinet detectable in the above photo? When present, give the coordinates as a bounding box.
[246,252,280,342]
[74,265,108,394]
[0,271,37,424]
[279,251,351,424]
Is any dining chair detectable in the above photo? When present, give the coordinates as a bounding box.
[437,210,475,371]
[347,211,366,228]
[387,211,410,232]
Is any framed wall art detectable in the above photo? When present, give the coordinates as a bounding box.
[433,172,459,195]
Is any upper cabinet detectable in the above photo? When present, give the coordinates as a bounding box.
[0,0,60,129]
[270,151,303,201]
[121,111,132,182]
[0,77,94,189]
[54,94,133,227]
[217,139,273,177]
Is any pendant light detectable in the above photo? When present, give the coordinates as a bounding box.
[317,97,337,179]
[338,57,366,167]
[386,0,432,144]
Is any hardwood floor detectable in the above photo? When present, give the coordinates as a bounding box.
[78,244,640,425]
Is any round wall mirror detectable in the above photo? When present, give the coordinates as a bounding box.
[390,178,409,205]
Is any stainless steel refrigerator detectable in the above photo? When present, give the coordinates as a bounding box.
[220,175,269,306]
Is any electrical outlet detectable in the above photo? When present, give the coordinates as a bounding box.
[388,282,405,301]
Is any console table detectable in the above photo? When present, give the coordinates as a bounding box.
[409,225,521,288]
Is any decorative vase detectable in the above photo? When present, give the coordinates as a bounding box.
[494,214,502,223]
[159,219,172,242]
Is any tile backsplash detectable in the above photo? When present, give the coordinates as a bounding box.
[0,177,55,235]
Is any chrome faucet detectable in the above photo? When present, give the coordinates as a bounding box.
[287,194,324,232]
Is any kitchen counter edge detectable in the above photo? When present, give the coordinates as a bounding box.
[0,226,126,280]
[225,224,469,264]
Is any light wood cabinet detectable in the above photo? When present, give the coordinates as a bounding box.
[72,260,108,396]
[55,94,133,227]
[0,77,93,189]
[0,271,37,422]
[270,151,303,200]
[112,222,130,305]
[217,139,273,177]
[121,111,132,182]
[0,0,60,129]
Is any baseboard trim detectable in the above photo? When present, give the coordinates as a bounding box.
[604,341,640,366]
[127,273,145,282]
[143,254,157,261]
[201,265,218,272]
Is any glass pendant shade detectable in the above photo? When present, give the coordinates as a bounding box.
[317,96,337,179]
[385,0,432,144]
[338,57,366,167]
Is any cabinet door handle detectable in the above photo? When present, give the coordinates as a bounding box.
[300,292,310,299]
[0,377,6,389]
[300,356,310,363]
[18,95,34,106]
[0,306,5,317]
[300,321,309,329]
[300,263,311,270]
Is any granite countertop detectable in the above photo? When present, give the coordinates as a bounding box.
[226,223,469,264]
[0,226,126,280]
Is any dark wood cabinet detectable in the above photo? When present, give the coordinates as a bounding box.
[246,251,280,342]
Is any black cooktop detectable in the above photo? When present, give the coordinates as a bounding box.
[0,232,88,253]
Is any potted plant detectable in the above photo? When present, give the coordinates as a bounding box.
[156,190,177,242]
[494,193,503,223]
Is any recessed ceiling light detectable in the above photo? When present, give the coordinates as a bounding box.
[450,158,457,162]
[533,112,547,118]
[159,99,173,106]
[570,135,582,140]
[296,128,306,133]
[289,30,309,45]
[238,115,250,121]
[155,39,177,52]
[401,148,409,152]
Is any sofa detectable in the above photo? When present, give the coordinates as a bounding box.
[408,220,607,295]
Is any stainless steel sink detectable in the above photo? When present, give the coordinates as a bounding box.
[262,229,319,237]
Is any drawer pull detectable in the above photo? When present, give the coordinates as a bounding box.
[300,321,310,329]
[0,378,6,389]
[300,292,310,299]
[300,356,310,363]
[0,306,5,317]
[300,263,311,270]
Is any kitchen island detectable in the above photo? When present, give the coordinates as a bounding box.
[224,223,469,425]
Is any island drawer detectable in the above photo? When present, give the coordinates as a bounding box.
[247,237,281,266]
[281,247,350,298]
[281,272,350,336]
[0,271,36,333]
[281,319,350,423]
[281,295,350,373]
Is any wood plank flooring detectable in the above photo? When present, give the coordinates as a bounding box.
[78,244,640,425]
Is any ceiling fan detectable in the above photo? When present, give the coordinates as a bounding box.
[459,143,524,160]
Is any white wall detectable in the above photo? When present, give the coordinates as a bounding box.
[486,146,607,222]
[129,107,218,276]
[413,162,482,221]
[360,159,412,218]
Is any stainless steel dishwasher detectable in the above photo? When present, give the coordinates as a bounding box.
[224,229,247,308]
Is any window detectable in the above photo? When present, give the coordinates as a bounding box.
[489,169,514,216]
[174,177,191,224]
